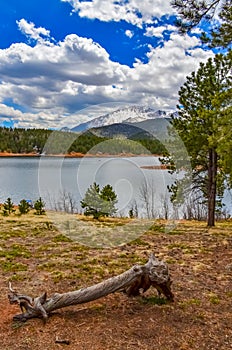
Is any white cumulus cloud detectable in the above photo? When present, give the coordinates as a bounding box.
[145,24,176,38]
[0,19,213,129]
[16,19,52,43]
[61,0,174,27]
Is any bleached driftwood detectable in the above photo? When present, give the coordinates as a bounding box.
[8,254,173,323]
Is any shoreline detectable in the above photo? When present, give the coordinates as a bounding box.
[0,152,162,158]
[0,152,168,169]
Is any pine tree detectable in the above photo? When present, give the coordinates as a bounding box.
[171,0,232,48]
[164,52,232,226]
[18,199,30,215]
[81,182,118,220]
[99,184,118,217]
[2,198,15,216]
[217,105,232,186]
[34,197,46,215]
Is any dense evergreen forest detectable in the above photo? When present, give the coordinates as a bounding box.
[0,127,52,154]
[0,127,166,155]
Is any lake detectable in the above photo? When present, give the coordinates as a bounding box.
[0,156,231,218]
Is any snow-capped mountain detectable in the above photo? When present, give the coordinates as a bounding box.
[71,106,170,132]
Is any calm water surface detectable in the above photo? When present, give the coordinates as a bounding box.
[0,156,173,213]
[0,156,231,216]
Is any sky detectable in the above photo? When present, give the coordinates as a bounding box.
[0,0,217,129]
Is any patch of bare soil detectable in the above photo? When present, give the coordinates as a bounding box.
[0,215,232,349]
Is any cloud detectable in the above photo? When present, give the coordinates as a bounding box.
[0,103,64,129]
[127,33,213,108]
[0,19,213,129]
[125,30,134,39]
[0,33,128,90]
[191,27,203,35]
[16,19,52,43]
[145,24,176,38]
[0,30,130,127]
[61,0,174,27]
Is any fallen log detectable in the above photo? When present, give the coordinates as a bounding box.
[8,253,174,323]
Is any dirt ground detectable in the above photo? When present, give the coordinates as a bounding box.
[0,215,232,350]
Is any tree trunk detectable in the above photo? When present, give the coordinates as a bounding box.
[207,148,218,226]
[8,254,173,323]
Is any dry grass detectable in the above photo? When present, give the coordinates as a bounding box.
[0,213,232,349]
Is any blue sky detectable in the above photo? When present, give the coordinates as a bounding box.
[0,0,215,129]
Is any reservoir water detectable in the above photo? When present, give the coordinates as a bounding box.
[0,156,231,218]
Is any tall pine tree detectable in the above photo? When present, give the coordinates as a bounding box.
[166,52,232,226]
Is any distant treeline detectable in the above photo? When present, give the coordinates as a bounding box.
[0,127,52,154]
[0,127,167,155]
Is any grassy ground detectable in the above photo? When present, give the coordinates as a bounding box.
[0,213,232,349]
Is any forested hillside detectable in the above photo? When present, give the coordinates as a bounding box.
[0,127,52,154]
[0,127,166,155]
[0,127,108,154]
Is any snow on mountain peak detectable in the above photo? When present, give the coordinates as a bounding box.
[71,106,170,132]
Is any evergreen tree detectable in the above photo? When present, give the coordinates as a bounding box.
[2,198,15,216]
[164,52,232,226]
[18,199,30,215]
[217,104,232,186]
[99,184,118,217]
[171,0,232,48]
[81,182,118,219]
[34,197,46,215]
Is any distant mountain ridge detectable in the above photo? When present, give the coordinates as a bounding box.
[89,122,145,139]
[89,117,172,141]
[71,106,175,133]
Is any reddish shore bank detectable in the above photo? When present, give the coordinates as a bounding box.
[0,152,169,168]
[0,152,162,158]
[140,164,168,170]
[0,152,85,157]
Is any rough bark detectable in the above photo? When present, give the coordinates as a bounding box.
[208,148,218,227]
[8,254,174,323]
